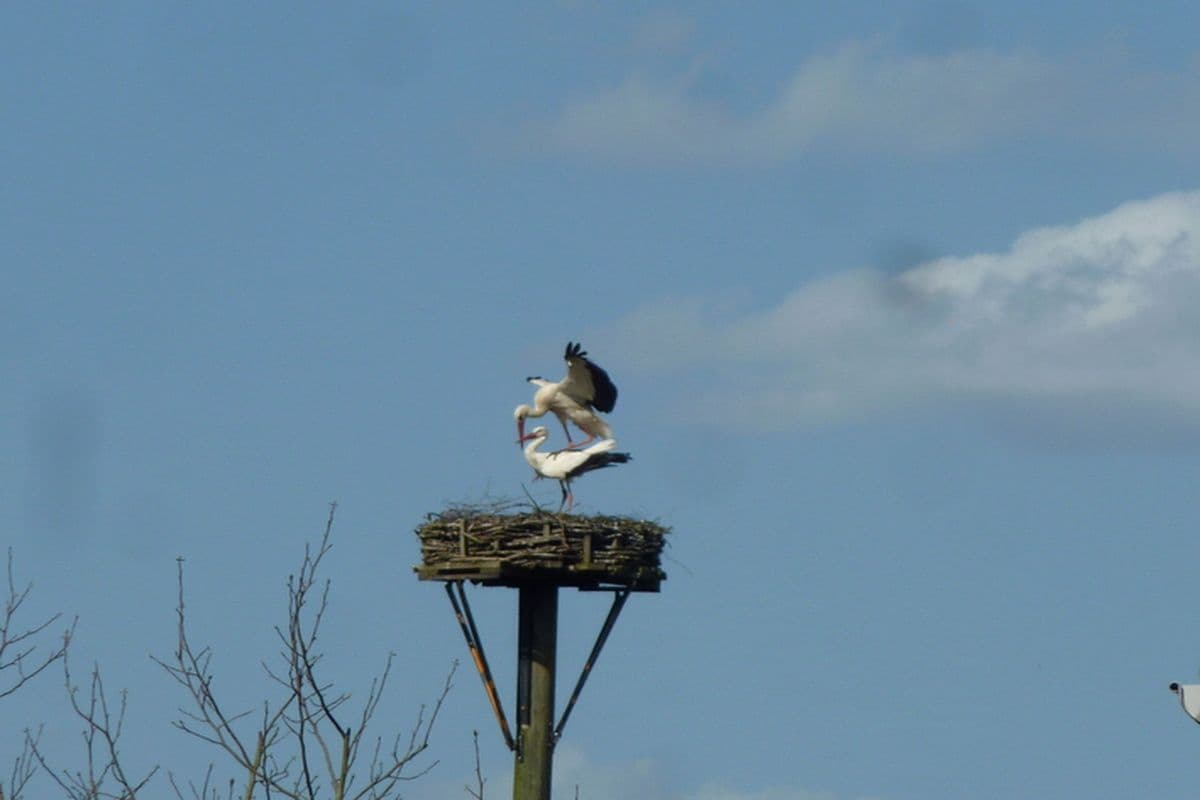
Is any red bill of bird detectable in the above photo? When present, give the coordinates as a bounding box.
[521,426,630,512]
[514,341,618,450]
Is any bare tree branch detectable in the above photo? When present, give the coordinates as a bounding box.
[1,725,41,800]
[27,652,159,799]
[167,762,235,800]
[158,502,453,800]
[0,548,74,701]
[151,557,296,799]
[0,548,76,800]
[464,730,485,800]
[347,660,454,800]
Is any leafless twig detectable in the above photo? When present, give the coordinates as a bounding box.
[464,731,485,800]
[158,502,454,800]
[27,653,159,799]
[168,762,235,800]
[0,547,76,800]
[0,725,41,800]
[1,547,74,700]
[153,553,298,798]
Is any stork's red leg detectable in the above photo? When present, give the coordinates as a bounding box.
[566,433,598,450]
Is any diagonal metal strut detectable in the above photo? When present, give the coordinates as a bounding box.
[554,588,630,743]
[445,581,515,751]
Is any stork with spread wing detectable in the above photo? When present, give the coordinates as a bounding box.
[514,342,618,450]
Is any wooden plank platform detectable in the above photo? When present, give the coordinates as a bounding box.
[413,558,663,592]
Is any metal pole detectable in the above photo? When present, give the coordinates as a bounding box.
[554,589,629,743]
[445,582,515,751]
[513,583,558,800]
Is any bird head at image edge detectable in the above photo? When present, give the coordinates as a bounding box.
[1169,682,1200,724]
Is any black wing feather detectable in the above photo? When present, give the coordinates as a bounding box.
[584,360,617,413]
[564,341,618,413]
[565,452,631,480]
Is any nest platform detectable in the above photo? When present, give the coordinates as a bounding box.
[414,505,668,592]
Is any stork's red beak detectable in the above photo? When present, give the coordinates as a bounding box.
[516,418,526,445]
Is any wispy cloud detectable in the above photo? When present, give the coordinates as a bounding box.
[551,746,672,798]
[413,746,874,800]
[687,784,873,800]
[526,37,1200,164]
[606,190,1200,443]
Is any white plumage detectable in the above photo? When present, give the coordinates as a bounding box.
[522,426,631,511]
[1170,682,1200,724]
[515,342,618,449]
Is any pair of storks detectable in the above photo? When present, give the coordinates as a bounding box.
[514,342,629,512]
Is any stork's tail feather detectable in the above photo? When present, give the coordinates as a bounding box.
[570,451,631,478]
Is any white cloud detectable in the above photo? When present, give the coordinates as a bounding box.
[606,190,1200,442]
[419,746,875,800]
[528,38,1200,164]
[551,745,672,798]
[687,784,867,800]
[535,73,745,165]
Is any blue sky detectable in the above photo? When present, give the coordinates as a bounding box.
[5,3,1200,799]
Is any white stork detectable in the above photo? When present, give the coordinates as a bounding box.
[1170,682,1200,725]
[514,341,618,449]
[521,426,631,512]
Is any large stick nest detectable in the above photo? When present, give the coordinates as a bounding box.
[416,500,670,572]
